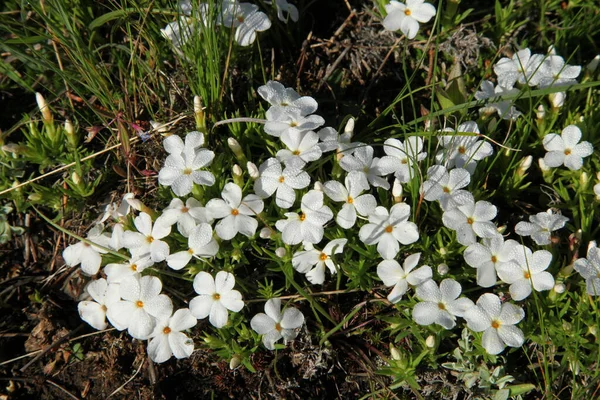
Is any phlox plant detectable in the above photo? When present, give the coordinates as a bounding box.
[43,0,600,398]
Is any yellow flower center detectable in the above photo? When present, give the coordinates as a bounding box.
[279,176,285,183]
[188,248,194,254]
[299,213,306,221]
[136,300,144,308]
[101,305,107,312]
[438,303,446,310]
[146,236,154,243]
[183,167,193,175]
[275,323,282,332]
[466,217,474,225]
[181,206,189,213]
[163,327,172,334]
[231,208,239,216]
[524,271,531,279]
[404,9,412,16]
[131,264,138,271]
[491,320,501,329]
[442,186,450,193]
[385,225,394,233]
[293,150,301,156]
[458,146,466,154]
[289,121,298,127]
[319,253,328,261]
[564,148,572,155]
[213,293,221,300]
[347,196,354,204]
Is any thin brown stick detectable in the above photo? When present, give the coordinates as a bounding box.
[20,324,85,373]
[106,358,145,398]
[46,379,80,400]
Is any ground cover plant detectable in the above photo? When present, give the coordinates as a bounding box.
[1,0,600,398]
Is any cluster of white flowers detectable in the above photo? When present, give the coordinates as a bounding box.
[162,0,298,48]
[476,47,582,119]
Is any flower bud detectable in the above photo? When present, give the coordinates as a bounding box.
[194,95,205,130]
[233,164,242,177]
[425,335,435,348]
[536,105,546,120]
[549,92,565,109]
[553,283,566,294]
[547,45,557,55]
[72,171,82,185]
[437,263,449,276]
[64,119,79,147]
[588,325,598,337]
[150,120,169,136]
[35,92,53,123]
[247,161,260,180]
[538,158,550,172]
[313,181,323,191]
[580,172,589,188]
[28,193,42,202]
[517,156,533,176]
[587,55,600,73]
[275,247,286,258]
[344,118,355,137]
[392,179,403,203]
[228,137,247,164]
[233,164,243,186]
[390,345,401,360]
[229,355,241,370]
[259,227,272,239]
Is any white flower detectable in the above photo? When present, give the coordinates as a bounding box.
[383,136,427,183]
[474,80,522,120]
[161,18,194,49]
[255,158,310,209]
[323,171,377,229]
[464,236,519,288]
[98,192,135,223]
[163,131,206,155]
[264,107,325,137]
[107,275,173,340]
[358,203,419,260]
[148,308,197,363]
[275,190,333,245]
[493,48,547,88]
[514,209,569,245]
[421,165,472,211]
[250,298,304,350]
[413,279,474,329]
[63,223,111,275]
[78,278,121,330]
[189,271,244,328]
[463,293,525,355]
[220,1,272,46]
[538,55,581,88]
[158,138,215,196]
[277,130,323,168]
[339,145,398,189]
[166,223,219,270]
[104,253,154,283]
[257,81,316,116]
[542,125,593,171]
[435,121,493,174]
[122,212,171,262]
[268,0,299,22]
[382,0,436,40]
[496,245,555,301]
[160,197,212,237]
[317,126,364,155]
[574,241,600,296]
[442,199,498,246]
[377,253,432,303]
[206,182,264,240]
[292,239,347,284]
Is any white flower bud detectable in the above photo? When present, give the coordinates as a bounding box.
[36,92,53,122]
[549,92,565,109]
[536,104,545,120]
[392,179,403,202]
[587,55,600,73]
[259,227,272,239]
[390,345,401,360]
[194,95,203,114]
[275,247,286,258]
[229,355,241,370]
[580,172,589,187]
[437,263,449,276]
[247,161,260,180]
[233,164,243,177]
[64,119,74,136]
[72,171,82,185]
[150,120,169,135]
[344,118,355,138]
[228,137,244,158]
[538,158,551,172]
[547,45,557,55]
[425,335,435,348]
[517,156,533,176]
[553,283,566,294]
[313,181,323,191]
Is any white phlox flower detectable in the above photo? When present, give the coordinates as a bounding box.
[542,125,593,171]
[538,55,581,88]
[220,1,272,46]
[264,107,325,137]
[160,197,212,237]
[98,192,135,224]
[166,223,218,270]
[255,157,311,209]
[158,133,215,196]
[161,17,194,49]
[339,145,399,189]
[63,223,111,275]
[376,253,432,303]
[463,293,525,355]
[275,190,333,245]
[442,199,498,246]
[474,80,522,120]
[291,238,347,284]
[107,275,173,340]
[267,0,299,22]
[412,279,474,329]
[277,130,323,168]
[206,182,264,240]
[78,278,121,330]
[464,236,519,288]
[435,121,493,174]
[515,209,569,245]
[250,298,304,350]
[421,165,472,211]
[258,81,316,116]
[122,212,172,262]
[383,136,427,183]
[574,241,600,296]
[104,253,154,283]
[382,0,436,40]
[323,171,377,229]
[358,203,419,260]
[493,48,547,89]
[148,308,197,363]
[496,245,555,301]
[317,126,364,156]
[109,223,124,251]
[189,271,244,328]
